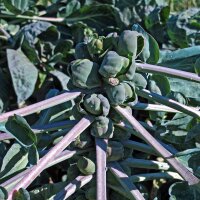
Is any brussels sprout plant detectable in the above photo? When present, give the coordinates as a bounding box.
[1,1,200,200]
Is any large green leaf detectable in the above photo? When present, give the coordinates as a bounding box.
[158,46,200,72]
[145,6,170,43]
[7,49,38,104]
[167,77,200,104]
[3,0,29,14]
[169,182,200,200]
[157,113,193,150]
[167,8,200,48]
[0,143,28,180]
[5,114,37,147]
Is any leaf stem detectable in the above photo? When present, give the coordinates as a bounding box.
[136,88,200,119]
[95,138,108,200]
[7,116,93,200]
[121,140,158,156]
[130,171,183,182]
[132,102,200,113]
[54,175,93,200]
[2,148,92,191]
[0,120,78,141]
[136,62,200,83]
[108,162,145,200]
[0,13,65,23]
[121,158,170,170]
[114,106,200,185]
[0,91,81,123]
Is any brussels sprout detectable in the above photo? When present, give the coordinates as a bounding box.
[91,116,114,138]
[77,157,95,175]
[75,42,91,59]
[99,51,129,78]
[83,94,110,116]
[103,32,119,50]
[118,60,137,82]
[70,59,101,89]
[112,126,131,141]
[109,106,132,123]
[85,186,96,200]
[87,37,104,55]
[67,164,80,181]
[117,30,144,58]
[105,82,137,105]
[107,141,124,161]
[132,73,147,89]
[72,130,93,149]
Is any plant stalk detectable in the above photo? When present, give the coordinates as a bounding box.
[114,106,200,185]
[130,171,183,182]
[121,140,158,156]
[95,138,108,200]
[7,116,93,200]
[121,158,170,170]
[54,175,93,200]
[136,62,200,83]
[0,91,81,123]
[108,162,145,200]
[136,88,200,119]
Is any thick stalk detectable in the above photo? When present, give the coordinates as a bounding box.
[108,162,145,200]
[0,91,81,122]
[7,116,93,200]
[114,106,199,185]
[136,88,200,119]
[136,63,200,83]
[54,175,93,200]
[95,138,108,200]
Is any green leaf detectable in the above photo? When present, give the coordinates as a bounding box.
[149,74,170,96]
[0,71,10,113]
[7,49,38,104]
[167,8,200,48]
[29,182,67,200]
[158,46,200,72]
[169,182,200,200]
[63,0,81,17]
[3,0,29,14]
[144,6,170,43]
[167,77,200,104]
[194,57,200,75]
[157,113,193,150]
[0,143,28,180]
[132,24,159,64]
[0,187,8,200]
[5,114,37,147]
[175,148,200,176]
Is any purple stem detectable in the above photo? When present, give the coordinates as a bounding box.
[0,91,81,123]
[136,63,200,83]
[95,138,108,200]
[54,175,93,200]
[114,106,200,185]
[108,162,145,200]
[7,116,93,200]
